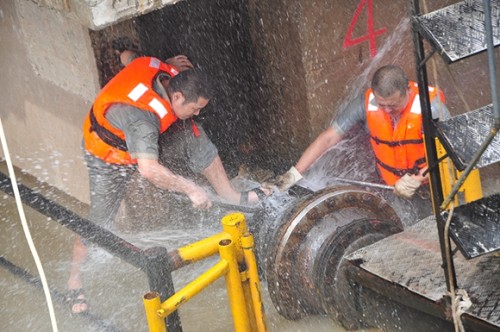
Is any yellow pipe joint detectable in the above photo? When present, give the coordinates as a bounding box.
[176,232,228,263]
[221,212,248,263]
[219,238,251,332]
[158,259,229,318]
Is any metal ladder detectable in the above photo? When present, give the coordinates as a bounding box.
[411,0,500,290]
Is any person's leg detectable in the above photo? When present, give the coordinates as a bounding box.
[66,235,88,313]
[67,152,135,313]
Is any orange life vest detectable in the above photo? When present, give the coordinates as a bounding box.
[83,57,179,165]
[365,81,443,185]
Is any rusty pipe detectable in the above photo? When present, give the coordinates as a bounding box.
[251,186,403,327]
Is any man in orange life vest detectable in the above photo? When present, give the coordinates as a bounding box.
[66,52,268,313]
[266,65,449,198]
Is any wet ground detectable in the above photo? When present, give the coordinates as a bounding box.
[0,165,361,332]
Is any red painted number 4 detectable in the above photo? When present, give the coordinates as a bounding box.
[343,0,387,58]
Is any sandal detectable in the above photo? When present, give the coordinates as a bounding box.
[66,288,89,314]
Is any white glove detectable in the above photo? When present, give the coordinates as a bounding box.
[394,174,421,198]
[274,166,303,192]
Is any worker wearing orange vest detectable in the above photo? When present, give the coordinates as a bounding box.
[83,56,180,165]
[365,81,444,186]
[265,65,448,198]
[67,52,269,314]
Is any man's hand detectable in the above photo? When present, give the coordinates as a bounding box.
[187,186,212,209]
[394,174,421,199]
[137,158,212,209]
[165,55,194,72]
[263,166,303,192]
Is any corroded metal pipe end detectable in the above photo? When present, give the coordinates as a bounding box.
[264,186,403,323]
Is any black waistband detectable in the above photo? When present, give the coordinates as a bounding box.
[375,157,426,177]
[89,107,128,151]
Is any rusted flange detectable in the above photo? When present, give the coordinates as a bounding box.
[265,186,402,321]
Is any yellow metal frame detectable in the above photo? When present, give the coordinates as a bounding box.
[143,212,267,332]
[435,138,483,210]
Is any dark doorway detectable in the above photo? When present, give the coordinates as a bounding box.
[90,0,271,176]
[137,0,267,175]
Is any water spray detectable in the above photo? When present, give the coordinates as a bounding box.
[0,118,59,332]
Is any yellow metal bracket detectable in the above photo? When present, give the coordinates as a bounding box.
[436,138,483,210]
[143,212,267,332]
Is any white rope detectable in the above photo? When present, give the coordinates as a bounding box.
[455,289,472,318]
[443,203,472,332]
[0,118,59,332]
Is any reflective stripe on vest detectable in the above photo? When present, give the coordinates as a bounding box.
[127,83,168,119]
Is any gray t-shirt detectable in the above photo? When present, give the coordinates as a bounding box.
[106,104,160,160]
[331,91,450,136]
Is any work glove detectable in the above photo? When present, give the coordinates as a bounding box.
[394,174,421,199]
[263,166,303,192]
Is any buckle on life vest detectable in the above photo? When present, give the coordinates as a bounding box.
[89,106,128,151]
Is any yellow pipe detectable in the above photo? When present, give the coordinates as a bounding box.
[219,239,251,332]
[158,260,229,318]
[176,232,228,263]
[241,233,267,332]
[221,213,248,263]
[241,276,257,332]
[238,266,257,332]
[143,292,166,332]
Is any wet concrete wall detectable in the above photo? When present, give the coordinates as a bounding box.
[1,0,498,204]
[0,0,97,203]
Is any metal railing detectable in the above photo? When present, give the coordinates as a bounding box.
[0,170,267,331]
[0,170,180,331]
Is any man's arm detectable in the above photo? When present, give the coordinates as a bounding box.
[119,50,194,72]
[297,94,366,174]
[265,95,365,192]
[295,127,343,174]
[137,158,212,209]
[119,50,138,66]
[165,55,194,71]
[266,127,342,192]
[431,95,450,120]
[393,92,448,199]
[106,104,212,208]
